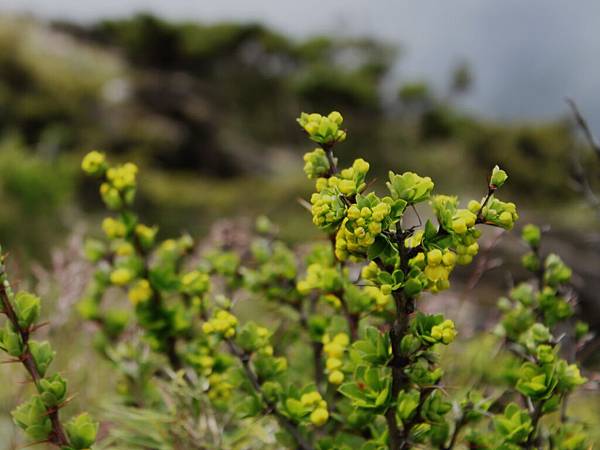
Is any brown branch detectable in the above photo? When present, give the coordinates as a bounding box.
[476,185,497,223]
[385,289,415,450]
[565,98,600,215]
[566,98,600,157]
[525,399,544,449]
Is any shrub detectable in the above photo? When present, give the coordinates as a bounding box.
[1,111,590,449]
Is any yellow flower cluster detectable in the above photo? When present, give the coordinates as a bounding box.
[102,217,127,239]
[455,241,479,265]
[202,310,238,338]
[363,286,392,311]
[186,342,217,376]
[297,264,342,295]
[323,333,349,385]
[410,248,457,293]
[97,162,138,210]
[309,189,346,231]
[135,224,158,249]
[297,111,346,145]
[300,391,329,426]
[207,372,233,402]
[113,241,134,257]
[128,279,152,305]
[451,209,477,235]
[321,293,342,309]
[360,261,380,282]
[303,148,330,179]
[335,201,390,260]
[430,319,457,344]
[181,270,210,296]
[197,355,215,376]
[110,267,134,286]
[81,151,106,176]
[481,198,518,230]
[106,163,138,191]
[309,159,370,231]
[331,158,370,196]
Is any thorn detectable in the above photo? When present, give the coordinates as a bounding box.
[56,393,78,409]
[0,358,22,365]
[29,321,50,333]
[296,197,312,212]
[18,438,50,449]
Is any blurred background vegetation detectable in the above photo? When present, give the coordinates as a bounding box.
[0,9,599,448]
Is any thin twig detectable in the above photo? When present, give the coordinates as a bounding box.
[225,340,314,450]
[565,98,600,215]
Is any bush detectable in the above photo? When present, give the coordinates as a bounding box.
[0,111,590,449]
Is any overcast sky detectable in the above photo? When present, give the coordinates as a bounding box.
[1,0,600,127]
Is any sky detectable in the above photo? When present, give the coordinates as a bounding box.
[1,0,600,126]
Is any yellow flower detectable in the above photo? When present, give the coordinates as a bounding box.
[128,279,152,305]
[110,268,133,286]
[102,217,126,239]
[81,151,106,175]
[328,370,344,385]
[310,408,329,426]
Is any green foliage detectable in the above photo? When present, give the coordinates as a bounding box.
[479,224,590,450]
[0,254,97,448]
[0,109,592,450]
[72,110,527,450]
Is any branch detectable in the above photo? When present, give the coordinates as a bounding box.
[225,340,314,450]
[565,98,600,215]
[294,298,325,393]
[566,98,600,157]
[385,289,415,450]
[525,399,544,449]
[444,413,466,450]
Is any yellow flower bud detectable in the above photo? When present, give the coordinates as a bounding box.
[128,279,152,305]
[324,342,344,359]
[110,268,133,286]
[468,200,481,213]
[310,408,329,426]
[333,333,350,346]
[338,179,356,195]
[352,158,370,174]
[102,217,127,239]
[442,251,456,267]
[328,370,344,385]
[347,205,360,219]
[466,243,479,256]
[301,391,322,407]
[328,111,343,125]
[81,151,106,175]
[452,219,467,234]
[326,358,342,371]
[427,249,443,266]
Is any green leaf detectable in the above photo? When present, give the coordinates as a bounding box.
[367,235,388,260]
[338,382,367,402]
[29,340,55,377]
[13,292,41,329]
[424,220,438,240]
[65,413,98,449]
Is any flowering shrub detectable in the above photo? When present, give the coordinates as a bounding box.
[1,111,591,449]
